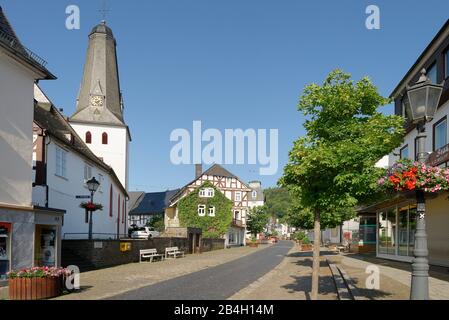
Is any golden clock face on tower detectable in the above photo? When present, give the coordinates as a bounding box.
[90,95,104,107]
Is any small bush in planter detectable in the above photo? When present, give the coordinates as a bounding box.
[248,236,258,247]
[7,266,72,300]
[292,231,309,243]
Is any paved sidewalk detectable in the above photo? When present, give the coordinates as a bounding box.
[53,244,271,300]
[229,243,338,300]
[108,241,292,300]
[328,253,449,300]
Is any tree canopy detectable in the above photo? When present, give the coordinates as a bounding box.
[246,206,270,237]
[280,70,405,215]
[264,187,293,220]
[279,70,405,300]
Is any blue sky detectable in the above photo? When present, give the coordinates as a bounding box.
[2,0,449,192]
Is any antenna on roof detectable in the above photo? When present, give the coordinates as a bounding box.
[99,0,111,22]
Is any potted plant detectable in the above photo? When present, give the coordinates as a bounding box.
[7,266,71,300]
[378,159,449,195]
[248,236,258,248]
[300,236,313,251]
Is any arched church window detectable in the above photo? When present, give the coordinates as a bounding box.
[86,131,92,144]
[102,132,108,145]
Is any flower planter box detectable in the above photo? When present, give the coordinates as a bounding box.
[248,242,258,248]
[9,277,63,300]
[300,244,313,251]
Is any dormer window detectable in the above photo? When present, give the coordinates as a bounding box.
[199,188,214,198]
[102,132,108,145]
[427,62,437,84]
[446,50,449,78]
[402,95,410,122]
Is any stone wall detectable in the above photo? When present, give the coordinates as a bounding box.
[62,237,225,271]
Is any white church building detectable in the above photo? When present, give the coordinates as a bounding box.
[33,20,131,240]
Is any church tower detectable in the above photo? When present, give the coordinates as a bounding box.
[69,21,130,190]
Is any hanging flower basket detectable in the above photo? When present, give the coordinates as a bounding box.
[7,267,71,300]
[378,159,449,194]
[79,202,103,212]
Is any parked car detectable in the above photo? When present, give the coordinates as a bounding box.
[130,227,160,239]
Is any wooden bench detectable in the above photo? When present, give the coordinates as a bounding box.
[139,249,164,263]
[165,246,185,259]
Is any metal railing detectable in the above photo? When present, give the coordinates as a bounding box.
[0,29,48,67]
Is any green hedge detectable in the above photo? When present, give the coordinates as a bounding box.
[178,181,233,239]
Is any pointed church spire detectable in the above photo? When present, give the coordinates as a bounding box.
[70,21,124,125]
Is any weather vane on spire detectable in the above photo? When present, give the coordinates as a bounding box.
[99,0,110,22]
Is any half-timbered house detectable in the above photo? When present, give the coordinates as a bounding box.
[165,164,252,246]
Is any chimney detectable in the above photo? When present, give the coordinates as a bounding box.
[195,164,202,179]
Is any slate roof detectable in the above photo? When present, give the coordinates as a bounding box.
[0,6,55,79]
[70,21,125,126]
[169,164,251,204]
[33,84,127,197]
[128,191,145,210]
[129,190,180,216]
[202,164,238,179]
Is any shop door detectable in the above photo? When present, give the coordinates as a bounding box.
[0,223,11,280]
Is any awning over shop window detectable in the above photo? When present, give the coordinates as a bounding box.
[0,222,11,234]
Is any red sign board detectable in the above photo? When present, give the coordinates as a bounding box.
[0,222,11,233]
[426,143,449,167]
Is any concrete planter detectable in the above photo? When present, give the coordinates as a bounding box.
[8,277,63,300]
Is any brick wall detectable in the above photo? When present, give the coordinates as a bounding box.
[62,237,224,271]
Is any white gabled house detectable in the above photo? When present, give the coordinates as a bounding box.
[32,84,128,240]
[0,6,63,279]
[165,164,252,247]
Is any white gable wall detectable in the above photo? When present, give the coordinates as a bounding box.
[0,52,37,207]
[32,140,127,239]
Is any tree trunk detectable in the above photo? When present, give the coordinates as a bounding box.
[311,209,321,300]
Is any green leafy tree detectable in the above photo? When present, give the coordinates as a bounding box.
[264,187,293,221]
[246,206,270,237]
[280,70,404,300]
[285,198,355,230]
[177,181,233,238]
[146,215,165,232]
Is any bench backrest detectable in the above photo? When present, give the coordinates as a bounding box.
[140,249,157,254]
[165,247,179,252]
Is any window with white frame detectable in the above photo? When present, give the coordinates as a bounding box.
[84,164,92,181]
[199,188,214,198]
[252,190,257,199]
[235,191,242,202]
[198,205,206,216]
[207,188,214,197]
[55,147,67,178]
[208,206,215,217]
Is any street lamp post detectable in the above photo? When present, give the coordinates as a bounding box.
[405,68,444,300]
[86,177,100,241]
